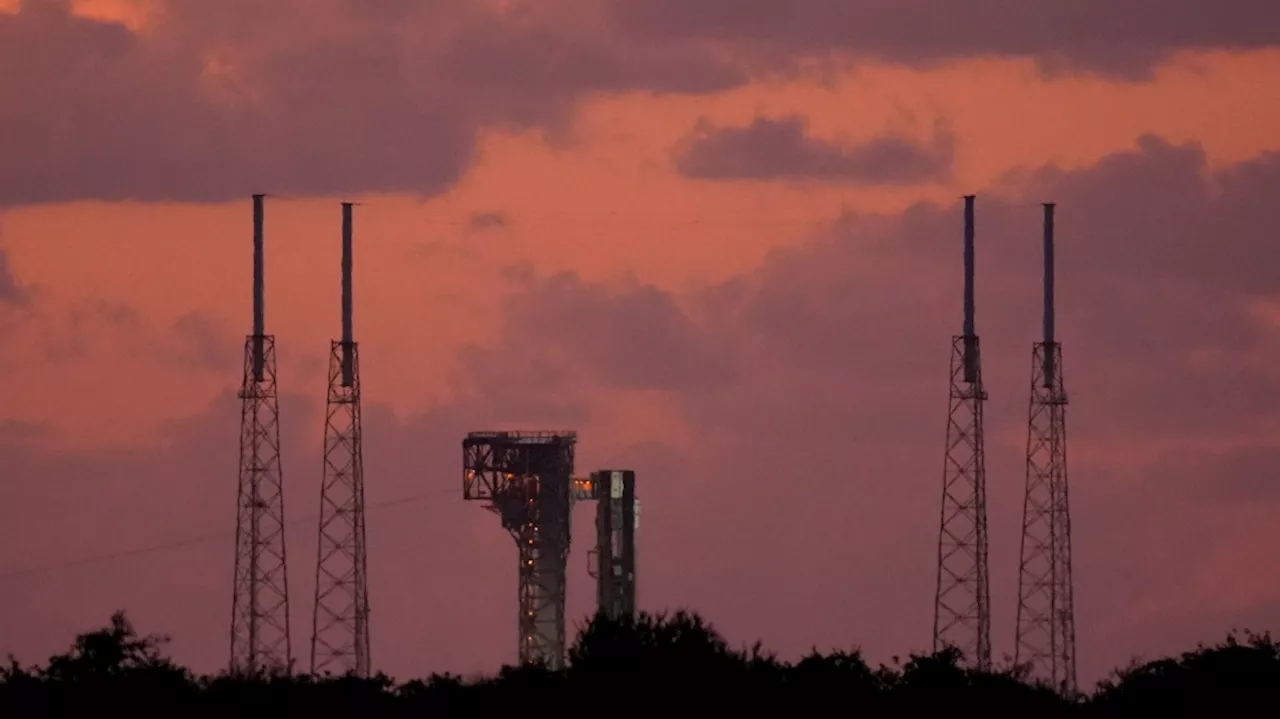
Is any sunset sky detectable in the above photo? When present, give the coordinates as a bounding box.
[2,0,1280,686]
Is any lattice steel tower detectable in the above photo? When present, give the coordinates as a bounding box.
[463,431,576,669]
[1014,203,1077,693]
[311,202,371,676]
[933,194,991,669]
[231,194,293,674]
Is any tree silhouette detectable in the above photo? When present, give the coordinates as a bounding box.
[2,610,1278,714]
[569,610,736,673]
[1091,630,1280,714]
[1,610,193,713]
[42,611,178,680]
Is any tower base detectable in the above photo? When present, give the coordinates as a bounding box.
[1015,341,1076,694]
[933,334,991,670]
[231,334,292,675]
[311,340,370,677]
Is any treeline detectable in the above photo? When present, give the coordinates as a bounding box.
[2,610,1277,715]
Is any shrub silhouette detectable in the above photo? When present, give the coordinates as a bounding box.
[570,610,736,674]
[2,609,1278,715]
[1,610,194,713]
[1091,630,1280,714]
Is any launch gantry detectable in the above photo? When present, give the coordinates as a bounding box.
[463,432,639,669]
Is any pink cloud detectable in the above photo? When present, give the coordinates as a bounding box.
[2,125,1278,690]
[458,135,1280,681]
[674,115,956,185]
[7,1,1277,208]
[0,0,743,206]
[602,0,1280,79]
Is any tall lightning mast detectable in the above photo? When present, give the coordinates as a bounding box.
[231,194,293,674]
[311,202,371,676]
[1014,203,1077,694]
[932,194,992,669]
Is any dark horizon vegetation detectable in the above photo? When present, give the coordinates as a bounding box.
[1,609,1276,715]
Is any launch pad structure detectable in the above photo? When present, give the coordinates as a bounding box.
[584,469,638,621]
[463,431,639,669]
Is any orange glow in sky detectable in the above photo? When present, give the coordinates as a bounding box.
[1,0,1278,690]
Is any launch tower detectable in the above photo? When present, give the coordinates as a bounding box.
[463,434,640,668]
[464,431,577,668]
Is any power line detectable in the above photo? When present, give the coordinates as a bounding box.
[1,446,636,584]
[0,488,456,583]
